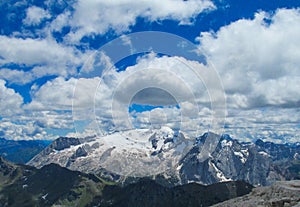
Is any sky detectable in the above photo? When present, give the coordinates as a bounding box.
[0,0,300,143]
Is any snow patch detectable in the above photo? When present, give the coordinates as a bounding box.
[209,160,232,182]
[176,163,183,171]
[41,193,48,200]
[221,139,233,148]
[241,149,249,157]
[234,151,247,163]
[258,151,270,157]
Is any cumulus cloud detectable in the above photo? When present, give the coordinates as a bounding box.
[0,36,92,83]
[191,8,300,141]
[0,108,75,140]
[0,119,48,140]
[0,36,80,66]
[62,0,215,42]
[0,69,34,85]
[21,44,300,140]
[3,5,300,142]
[0,79,23,116]
[23,6,51,26]
[96,54,222,132]
[198,8,300,109]
[130,104,215,137]
[132,107,180,129]
[111,54,210,104]
[26,76,104,110]
[131,87,178,106]
[26,53,225,135]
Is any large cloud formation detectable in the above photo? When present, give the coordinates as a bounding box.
[63,0,215,42]
[0,36,89,84]
[0,1,299,143]
[198,8,300,141]
[2,0,217,140]
[198,8,300,109]
[26,54,215,137]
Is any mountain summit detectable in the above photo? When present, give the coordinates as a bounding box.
[28,127,193,177]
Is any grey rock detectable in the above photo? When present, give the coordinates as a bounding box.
[179,133,300,186]
[212,180,300,207]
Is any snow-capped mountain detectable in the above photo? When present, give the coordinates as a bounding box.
[28,127,193,177]
[28,129,300,187]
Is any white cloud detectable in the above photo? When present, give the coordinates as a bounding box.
[0,109,75,140]
[0,36,93,84]
[131,105,215,136]
[48,10,71,33]
[18,6,300,141]
[110,54,210,105]
[26,54,222,135]
[0,79,23,116]
[133,107,181,129]
[198,8,300,109]
[0,119,49,140]
[224,108,300,143]
[23,6,51,26]
[0,69,34,85]
[63,0,215,42]
[26,77,94,110]
[0,36,80,66]
[18,110,74,129]
[252,76,300,107]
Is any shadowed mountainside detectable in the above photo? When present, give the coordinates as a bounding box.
[0,157,252,207]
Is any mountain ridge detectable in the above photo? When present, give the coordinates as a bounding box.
[28,129,300,187]
[0,138,50,164]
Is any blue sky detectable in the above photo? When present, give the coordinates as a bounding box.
[0,0,300,142]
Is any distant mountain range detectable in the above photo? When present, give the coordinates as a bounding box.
[0,138,51,164]
[28,128,300,187]
[0,157,253,207]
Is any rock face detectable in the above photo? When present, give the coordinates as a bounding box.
[212,180,300,207]
[45,137,81,151]
[28,130,300,187]
[179,133,300,186]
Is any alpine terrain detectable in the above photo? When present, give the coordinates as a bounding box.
[28,127,300,187]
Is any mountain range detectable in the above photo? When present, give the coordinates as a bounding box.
[28,127,300,187]
[0,128,299,206]
[0,138,50,164]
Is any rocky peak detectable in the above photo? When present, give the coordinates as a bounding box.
[50,137,81,151]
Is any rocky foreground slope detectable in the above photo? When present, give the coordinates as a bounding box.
[212,180,300,207]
